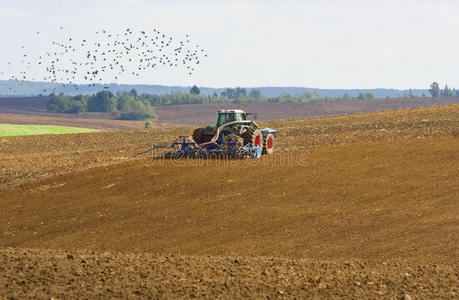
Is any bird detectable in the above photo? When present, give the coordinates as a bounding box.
[5,27,208,94]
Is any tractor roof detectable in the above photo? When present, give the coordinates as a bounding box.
[217,109,246,114]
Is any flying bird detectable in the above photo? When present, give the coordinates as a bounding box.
[5,27,208,94]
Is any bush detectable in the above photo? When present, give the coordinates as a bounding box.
[145,119,153,129]
[47,95,69,112]
[65,101,85,113]
[119,112,157,121]
[47,93,85,113]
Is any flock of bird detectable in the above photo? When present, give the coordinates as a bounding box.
[2,27,208,94]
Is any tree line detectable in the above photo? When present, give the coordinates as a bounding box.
[429,82,457,97]
[44,86,393,120]
[46,89,158,120]
[140,85,379,106]
[47,82,456,120]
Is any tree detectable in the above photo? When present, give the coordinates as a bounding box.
[303,91,312,99]
[116,93,136,111]
[313,91,320,98]
[221,88,236,99]
[357,92,374,100]
[87,91,116,112]
[441,84,455,97]
[235,87,247,99]
[248,89,262,99]
[66,101,86,113]
[46,93,88,114]
[46,94,71,112]
[365,92,374,99]
[190,85,200,95]
[46,91,159,120]
[129,89,138,97]
[429,82,441,97]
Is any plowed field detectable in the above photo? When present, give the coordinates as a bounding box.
[0,104,458,299]
[2,96,459,128]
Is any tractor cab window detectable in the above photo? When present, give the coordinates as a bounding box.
[216,113,245,126]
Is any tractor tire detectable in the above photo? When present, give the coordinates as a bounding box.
[192,128,206,144]
[242,128,263,149]
[262,133,275,155]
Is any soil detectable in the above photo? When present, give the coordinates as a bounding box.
[1,96,458,128]
[1,104,457,192]
[0,113,176,131]
[0,104,458,299]
[154,97,459,125]
[1,248,457,299]
[1,136,458,260]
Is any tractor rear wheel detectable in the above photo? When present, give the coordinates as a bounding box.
[242,128,263,149]
[262,133,275,155]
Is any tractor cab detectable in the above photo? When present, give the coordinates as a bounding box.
[215,109,247,127]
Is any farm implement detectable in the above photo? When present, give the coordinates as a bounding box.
[134,109,277,159]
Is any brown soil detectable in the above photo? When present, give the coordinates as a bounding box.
[1,104,457,192]
[1,96,458,128]
[0,113,177,130]
[0,97,48,114]
[1,248,457,299]
[154,97,459,125]
[0,104,458,298]
[1,136,458,261]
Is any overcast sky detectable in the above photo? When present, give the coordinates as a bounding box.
[0,0,458,89]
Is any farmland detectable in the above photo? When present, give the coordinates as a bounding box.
[0,104,458,299]
[1,96,459,128]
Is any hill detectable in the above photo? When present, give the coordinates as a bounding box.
[0,80,431,98]
[0,104,457,298]
[2,136,457,261]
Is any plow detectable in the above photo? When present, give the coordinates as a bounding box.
[134,110,277,159]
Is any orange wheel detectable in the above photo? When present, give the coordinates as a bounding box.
[263,133,275,155]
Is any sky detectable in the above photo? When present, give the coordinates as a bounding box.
[0,0,458,89]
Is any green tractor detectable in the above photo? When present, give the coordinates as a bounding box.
[192,109,276,155]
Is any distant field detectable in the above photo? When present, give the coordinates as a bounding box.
[0,124,97,137]
[1,96,459,129]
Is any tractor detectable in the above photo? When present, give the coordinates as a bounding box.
[134,109,277,159]
[192,109,276,155]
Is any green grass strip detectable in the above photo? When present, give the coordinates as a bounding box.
[0,124,98,137]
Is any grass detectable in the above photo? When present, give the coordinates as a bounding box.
[0,124,98,137]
